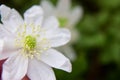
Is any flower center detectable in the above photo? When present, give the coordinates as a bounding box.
[15,24,51,59]
[58,17,68,27]
[24,35,36,50]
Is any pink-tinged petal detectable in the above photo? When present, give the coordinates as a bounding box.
[0,52,12,61]
[2,51,28,80]
[40,49,72,72]
[27,58,56,80]
[0,5,23,33]
[24,5,43,26]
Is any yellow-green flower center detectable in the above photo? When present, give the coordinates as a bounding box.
[15,24,51,59]
[58,17,68,27]
[24,35,36,50]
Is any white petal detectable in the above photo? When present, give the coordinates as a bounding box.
[0,5,23,33]
[46,28,71,47]
[0,38,11,60]
[0,24,3,38]
[0,39,4,54]
[2,51,28,80]
[0,37,19,54]
[24,5,43,26]
[69,28,79,43]
[41,0,55,17]
[39,49,72,72]
[56,45,77,61]
[69,6,83,26]
[0,37,20,60]
[27,58,56,80]
[0,51,13,60]
[42,16,59,29]
[57,0,71,12]
[0,24,12,38]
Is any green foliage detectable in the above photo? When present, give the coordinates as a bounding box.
[97,0,120,9]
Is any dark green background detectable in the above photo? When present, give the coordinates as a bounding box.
[1,0,120,80]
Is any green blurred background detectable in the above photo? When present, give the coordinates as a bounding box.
[1,0,120,80]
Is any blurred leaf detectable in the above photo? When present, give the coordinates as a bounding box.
[97,0,120,9]
[100,42,120,65]
[96,11,109,25]
[107,13,120,40]
[79,33,106,48]
[79,14,99,33]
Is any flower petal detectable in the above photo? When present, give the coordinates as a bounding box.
[0,24,12,38]
[57,0,71,12]
[45,28,71,47]
[0,5,23,33]
[24,5,43,26]
[69,6,83,26]
[0,51,12,60]
[27,58,56,80]
[70,28,79,43]
[56,45,77,61]
[0,39,4,52]
[39,49,72,72]
[0,24,3,38]
[0,37,19,53]
[42,16,59,29]
[0,40,8,60]
[2,51,28,80]
[0,37,20,60]
[41,0,55,17]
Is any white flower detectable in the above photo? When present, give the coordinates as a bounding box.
[41,0,83,61]
[0,5,71,80]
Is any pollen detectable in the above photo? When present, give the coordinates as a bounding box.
[24,35,36,50]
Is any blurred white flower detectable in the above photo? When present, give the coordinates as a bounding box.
[41,0,83,61]
[0,5,71,80]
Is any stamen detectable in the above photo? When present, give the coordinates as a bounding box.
[24,35,36,50]
[15,24,51,59]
